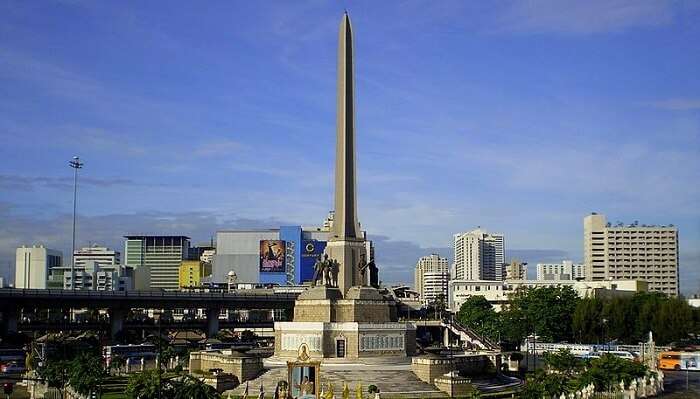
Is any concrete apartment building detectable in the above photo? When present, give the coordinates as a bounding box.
[537,260,585,281]
[15,245,62,289]
[583,213,679,296]
[74,245,121,268]
[505,260,527,281]
[124,235,190,291]
[64,260,133,291]
[414,254,449,304]
[453,229,505,281]
[179,260,213,288]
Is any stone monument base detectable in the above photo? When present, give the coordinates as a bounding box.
[272,285,415,362]
[273,321,415,362]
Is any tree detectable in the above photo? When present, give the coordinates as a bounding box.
[633,292,666,343]
[456,296,500,341]
[174,375,221,399]
[577,354,647,391]
[602,297,631,342]
[573,293,695,345]
[572,298,603,343]
[159,344,177,370]
[653,297,694,345]
[37,360,70,390]
[126,369,174,399]
[68,352,107,397]
[126,370,220,399]
[500,286,580,344]
[519,370,571,399]
[542,349,582,378]
[430,294,447,320]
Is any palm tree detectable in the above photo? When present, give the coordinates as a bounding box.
[174,375,221,399]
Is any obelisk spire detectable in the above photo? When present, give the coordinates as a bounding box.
[332,12,361,241]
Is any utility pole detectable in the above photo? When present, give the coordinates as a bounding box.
[68,156,84,290]
[447,312,457,398]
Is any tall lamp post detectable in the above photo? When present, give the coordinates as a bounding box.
[153,311,162,399]
[68,156,84,290]
[447,312,457,398]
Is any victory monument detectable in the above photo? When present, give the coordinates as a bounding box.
[273,12,415,362]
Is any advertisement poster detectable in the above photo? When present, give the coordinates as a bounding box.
[301,240,327,282]
[260,240,286,273]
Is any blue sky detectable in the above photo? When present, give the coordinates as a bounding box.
[1,1,698,292]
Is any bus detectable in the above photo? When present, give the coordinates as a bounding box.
[588,350,636,360]
[659,351,700,371]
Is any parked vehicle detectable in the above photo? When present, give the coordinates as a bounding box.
[659,351,700,371]
[0,362,26,374]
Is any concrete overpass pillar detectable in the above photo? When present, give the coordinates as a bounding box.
[206,308,220,338]
[443,326,451,348]
[2,310,18,334]
[109,309,126,340]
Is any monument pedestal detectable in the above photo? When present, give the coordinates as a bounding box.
[273,286,415,363]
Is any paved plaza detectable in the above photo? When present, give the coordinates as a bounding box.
[225,361,522,398]
[226,364,446,398]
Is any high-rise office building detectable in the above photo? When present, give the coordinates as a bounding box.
[124,236,190,291]
[414,254,449,304]
[453,229,505,280]
[74,245,120,268]
[537,260,585,281]
[15,245,62,289]
[583,213,679,296]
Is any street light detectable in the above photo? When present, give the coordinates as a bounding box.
[153,310,162,399]
[68,156,84,290]
[449,312,454,398]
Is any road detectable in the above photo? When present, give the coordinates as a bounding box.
[663,370,700,397]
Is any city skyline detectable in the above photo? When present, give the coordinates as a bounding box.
[1,1,699,293]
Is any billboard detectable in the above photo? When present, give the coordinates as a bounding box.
[259,240,286,273]
[300,239,327,282]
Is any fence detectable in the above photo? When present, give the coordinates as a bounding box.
[548,370,664,399]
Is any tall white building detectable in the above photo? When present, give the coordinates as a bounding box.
[583,213,679,296]
[453,229,505,281]
[537,260,585,281]
[414,254,449,304]
[15,245,62,289]
[74,245,120,268]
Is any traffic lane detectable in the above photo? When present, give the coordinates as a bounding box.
[663,370,700,394]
